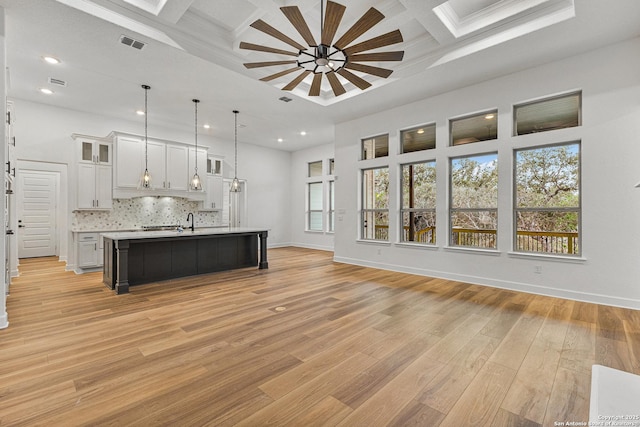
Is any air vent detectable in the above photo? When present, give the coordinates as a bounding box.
[48,77,67,87]
[119,35,146,50]
[279,96,292,103]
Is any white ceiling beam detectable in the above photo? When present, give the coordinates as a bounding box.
[157,0,196,24]
[399,0,455,45]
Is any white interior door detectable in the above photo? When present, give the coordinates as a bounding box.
[17,171,58,258]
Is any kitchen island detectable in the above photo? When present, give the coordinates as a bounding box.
[102,227,268,294]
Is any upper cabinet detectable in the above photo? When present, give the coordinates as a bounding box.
[200,156,224,211]
[72,134,113,210]
[111,132,206,200]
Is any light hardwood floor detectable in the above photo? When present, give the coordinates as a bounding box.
[1,248,638,426]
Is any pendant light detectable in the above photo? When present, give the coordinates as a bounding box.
[230,110,241,193]
[140,84,152,188]
[190,99,202,191]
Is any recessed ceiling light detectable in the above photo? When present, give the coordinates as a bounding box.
[43,56,60,64]
[40,88,54,95]
[136,110,145,115]
[203,124,210,129]
[277,138,283,143]
[300,131,306,136]
[485,114,495,120]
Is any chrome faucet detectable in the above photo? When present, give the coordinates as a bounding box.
[186,212,194,231]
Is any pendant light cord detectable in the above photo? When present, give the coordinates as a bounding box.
[193,99,199,174]
[320,0,324,35]
[143,85,149,170]
[233,110,238,177]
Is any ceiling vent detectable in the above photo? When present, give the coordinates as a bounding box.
[119,35,146,50]
[279,96,292,103]
[48,77,67,87]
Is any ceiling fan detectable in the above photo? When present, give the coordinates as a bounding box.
[240,0,404,97]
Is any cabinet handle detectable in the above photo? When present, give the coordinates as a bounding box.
[96,200,99,207]
[12,136,16,147]
[168,182,171,189]
[6,160,10,175]
[11,168,15,177]
[6,111,10,125]
[95,243,97,251]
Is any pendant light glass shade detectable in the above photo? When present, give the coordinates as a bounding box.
[190,99,203,191]
[139,84,152,189]
[230,110,241,193]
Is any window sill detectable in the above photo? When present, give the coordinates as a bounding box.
[395,242,438,250]
[444,246,501,256]
[507,251,587,263]
[356,239,392,246]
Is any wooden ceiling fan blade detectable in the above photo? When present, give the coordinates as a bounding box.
[333,7,384,50]
[244,60,297,69]
[345,63,393,78]
[239,42,298,57]
[260,67,302,82]
[337,68,371,90]
[321,1,346,46]
[343,30,403,56]
[250,19,307,51]
[281,6,316,47]
[282,70,312,91]
[349,51,404,62]
[309,73,323,96]
[326,71,346,96]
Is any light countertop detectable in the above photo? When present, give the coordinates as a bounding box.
[101,227,268,241]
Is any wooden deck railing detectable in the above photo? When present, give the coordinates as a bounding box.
[373,226,579,254]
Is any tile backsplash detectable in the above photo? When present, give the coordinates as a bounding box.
[72,197,222,231]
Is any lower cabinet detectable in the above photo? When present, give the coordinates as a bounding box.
[77,232,104,268]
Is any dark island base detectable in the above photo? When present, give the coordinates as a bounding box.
[103,231,268,294]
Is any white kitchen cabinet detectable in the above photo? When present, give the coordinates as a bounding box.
[201,175,224,211]
[77,232,103,268]
[73,135,113,210]
[77,163,112,209]
[79,138,111,165]
[147,141,166,188]
[165,144,189,191]
[114,137,143,188]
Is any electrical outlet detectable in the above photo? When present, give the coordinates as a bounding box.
[534,265,542,274]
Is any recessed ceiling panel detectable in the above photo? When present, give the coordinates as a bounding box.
[190,0,257,31]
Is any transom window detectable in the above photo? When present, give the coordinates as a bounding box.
[514,142,580,255]
[450,110,498,146]
[362,134,389,159]
[450,153,498,249]
[308,160,323,177]
[514,92,581,136]
[401,124,436,153]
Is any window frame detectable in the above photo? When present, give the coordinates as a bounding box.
[400,160,437,245]
[513,91,582,136]
[449,109,498,146]
[449,152,499,250]
[360,166,389,241]
[512,141,581,256]
[400,123,436,154]
[361,134,389,160]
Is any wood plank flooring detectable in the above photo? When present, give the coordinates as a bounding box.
[1,248,638,426]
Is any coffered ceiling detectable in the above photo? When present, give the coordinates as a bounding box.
[1,0,639,150]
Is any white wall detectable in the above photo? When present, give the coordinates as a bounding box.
[11,99,293,262]
[334,37,640,309]
[290,143,335,251]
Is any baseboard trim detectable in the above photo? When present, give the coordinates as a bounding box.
[0,312,8,329]
[333,256,640,310]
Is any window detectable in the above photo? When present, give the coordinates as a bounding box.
[401,161,436,244]
[307,182,323,231]
[450,110,498,146]
[329,158,335,175]
[514,142,580,255]
[514,92,581,136]
[401,124,436,153]
[450,153,498,249]
[361,167,389,240]
[328,180,335,232]
[308,160,323,177]
[362,134,389,159]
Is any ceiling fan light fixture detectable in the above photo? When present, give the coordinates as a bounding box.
[240,0,404,98]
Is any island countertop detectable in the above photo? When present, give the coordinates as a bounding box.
[101,227,269,241]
